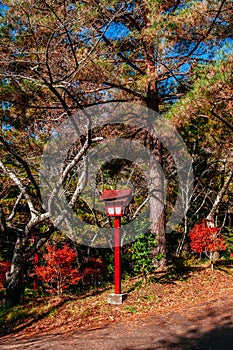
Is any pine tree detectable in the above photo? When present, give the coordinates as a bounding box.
[1,0,232,303]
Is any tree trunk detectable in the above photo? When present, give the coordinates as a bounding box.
[149,136,167,267]
[4,223,55,306]
[207,167,233,227]
[6,265,26,306]
[5,237,27,306]
[175,213,188,257]
[145,48,167,267]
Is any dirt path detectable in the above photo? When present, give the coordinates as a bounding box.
[0,296,233,350]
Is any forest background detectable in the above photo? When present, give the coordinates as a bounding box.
[0,0,232,307]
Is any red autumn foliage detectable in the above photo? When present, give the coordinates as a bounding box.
[35,244,82,296]
[189,220,226,256]
[0,261,11,289]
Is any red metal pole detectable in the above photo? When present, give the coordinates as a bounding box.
[114,217,121,294]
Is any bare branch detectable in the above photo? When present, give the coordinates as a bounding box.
[47,121,92,213]
[178,0,228,68]
[132,196,149,220]
[0,160,38,221]
[7,191,23,222]
[207,166,233,226]
[0,134,41,201]
[68,156,88,208]
[210,106,233,132]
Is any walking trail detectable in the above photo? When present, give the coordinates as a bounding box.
[0,296,232,350]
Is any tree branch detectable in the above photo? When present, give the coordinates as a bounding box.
[0,134,42,202]
[0,160,38,221]
[207,166,233,226]
[210,106,233,132]
[7,191,23,222]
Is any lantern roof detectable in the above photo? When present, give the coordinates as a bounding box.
[100,189,132,202]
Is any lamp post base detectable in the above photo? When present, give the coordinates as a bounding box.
[107,293,128,305]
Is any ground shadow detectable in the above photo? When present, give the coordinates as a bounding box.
[0,297,232,350]
[122,323,233,349]
[213,259,233,272]
[0,282,112,337]
[126,263,206,294]
[160,324,233,349]
[121,299,233,350]
[0,297,68,337]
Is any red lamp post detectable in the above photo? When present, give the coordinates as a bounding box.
[114,216,121,294]
[100,189,132,304]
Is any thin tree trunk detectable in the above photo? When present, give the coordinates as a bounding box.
[176,214,188,257]
[207,167,233,227]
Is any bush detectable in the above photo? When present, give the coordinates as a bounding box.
[129,231,158,279]
[189,220,226,269]
[35,244,82,296]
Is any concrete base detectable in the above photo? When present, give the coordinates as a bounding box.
[107,293,128,305]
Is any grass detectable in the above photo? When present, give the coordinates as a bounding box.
[124,306,137,313]
[0,305,26,323]
[0,259,233,337]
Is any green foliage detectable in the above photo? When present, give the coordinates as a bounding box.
[124,305,137,313]
[166,59,233,128]
[1,0,233,303]
[0,305,27,330]
[224,227,233,256]
[129,231,157,279]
